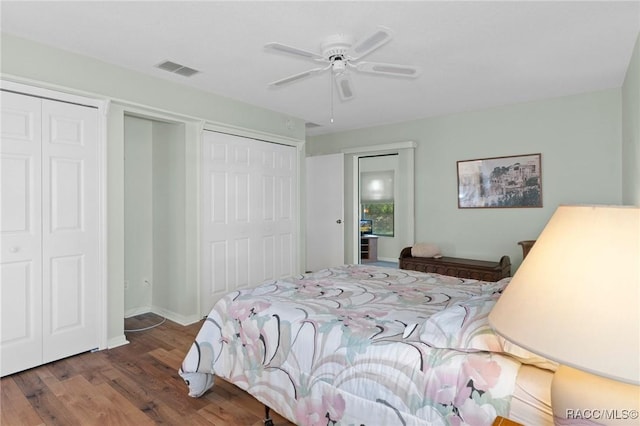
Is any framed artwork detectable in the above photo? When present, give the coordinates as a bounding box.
[457,153,542,208]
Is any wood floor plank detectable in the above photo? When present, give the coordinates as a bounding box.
[0,378,46,426]
[1,314,295,426]
[11,368,82,425]
[50,375,155,426]
[74,350,111,385]
[148,347,186,370]
[98,366,180,424]
[19,381,81,425]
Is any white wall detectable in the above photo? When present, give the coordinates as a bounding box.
[622,32,640,206]
[308,89,623,272]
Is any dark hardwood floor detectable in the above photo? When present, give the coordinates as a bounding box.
[1,313,296,426]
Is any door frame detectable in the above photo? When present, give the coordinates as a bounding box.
[343,141,416,264]
[1,80,109,351]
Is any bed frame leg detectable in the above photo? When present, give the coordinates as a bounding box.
[264,405,274,426]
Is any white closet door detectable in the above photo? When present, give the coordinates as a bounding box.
[201,131,297,315]
[41,99,100,362]
[1,91,43,375]
[1,91,100,376]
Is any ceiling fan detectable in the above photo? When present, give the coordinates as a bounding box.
[265,26,421,101]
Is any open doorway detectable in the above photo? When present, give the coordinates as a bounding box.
[350,143,415,267]
[123,114,187,319]
[358,154,398,266]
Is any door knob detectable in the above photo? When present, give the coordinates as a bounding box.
[336,219,342,224]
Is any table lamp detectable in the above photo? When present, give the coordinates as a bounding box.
[489,205,640,425]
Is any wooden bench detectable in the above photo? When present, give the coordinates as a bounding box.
[399,247,511,282]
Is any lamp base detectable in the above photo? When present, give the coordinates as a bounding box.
[551,365,640,425]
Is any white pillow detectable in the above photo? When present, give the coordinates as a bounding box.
[411,243,441,258]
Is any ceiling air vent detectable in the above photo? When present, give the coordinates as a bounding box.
[305,122,322,129]
[155,60,200,77]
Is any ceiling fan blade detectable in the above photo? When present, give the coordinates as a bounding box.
[348,26,393,61]
[356,61,421,78]
[265,42,325,61]
[334,73,356,101]
[268,66,328,87]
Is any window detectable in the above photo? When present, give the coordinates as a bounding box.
[360,170,394,237]
[361,203,394,237]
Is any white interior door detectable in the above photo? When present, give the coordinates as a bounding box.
[1,91,100,376]
[41,99,100,362]
[305,153,344,271]
[201,131,297,315]
[1,91,44,375]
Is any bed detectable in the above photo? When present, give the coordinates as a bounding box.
[180,264,555,425]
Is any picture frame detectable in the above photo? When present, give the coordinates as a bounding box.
[457,153,542,208]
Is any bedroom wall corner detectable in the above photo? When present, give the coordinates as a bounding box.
[622,32,640,206]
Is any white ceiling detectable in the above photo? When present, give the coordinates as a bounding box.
[2,1,639,136]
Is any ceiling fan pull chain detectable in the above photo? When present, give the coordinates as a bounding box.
[330,70,335,123]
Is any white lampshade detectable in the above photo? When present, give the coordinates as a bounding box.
[489,205,640,385]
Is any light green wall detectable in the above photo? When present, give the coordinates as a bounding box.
[1,33,304,346]
[1,34,305,139]
[309,89,623,272]
[124,117,154,314]
[123,117,195,322]
[151,121,190,320]
[622,32,640,206]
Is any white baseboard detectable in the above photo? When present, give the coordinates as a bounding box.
[107,335,129,349]
[124,306,201,327]
[378,257,399,263]
[151,306,202,326]
[124,305,153,318]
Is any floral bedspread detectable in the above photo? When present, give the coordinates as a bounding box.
[180,265,521,426]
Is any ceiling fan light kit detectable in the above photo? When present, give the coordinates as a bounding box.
[265,25,421,112]
[321,34,355,59]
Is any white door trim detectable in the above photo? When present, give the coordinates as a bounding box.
[342,141,417,154]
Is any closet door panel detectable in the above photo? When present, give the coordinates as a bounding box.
[201,131,297,315]
[41,100,99,361]
[0,91,43,376]
[202,135,246,308]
